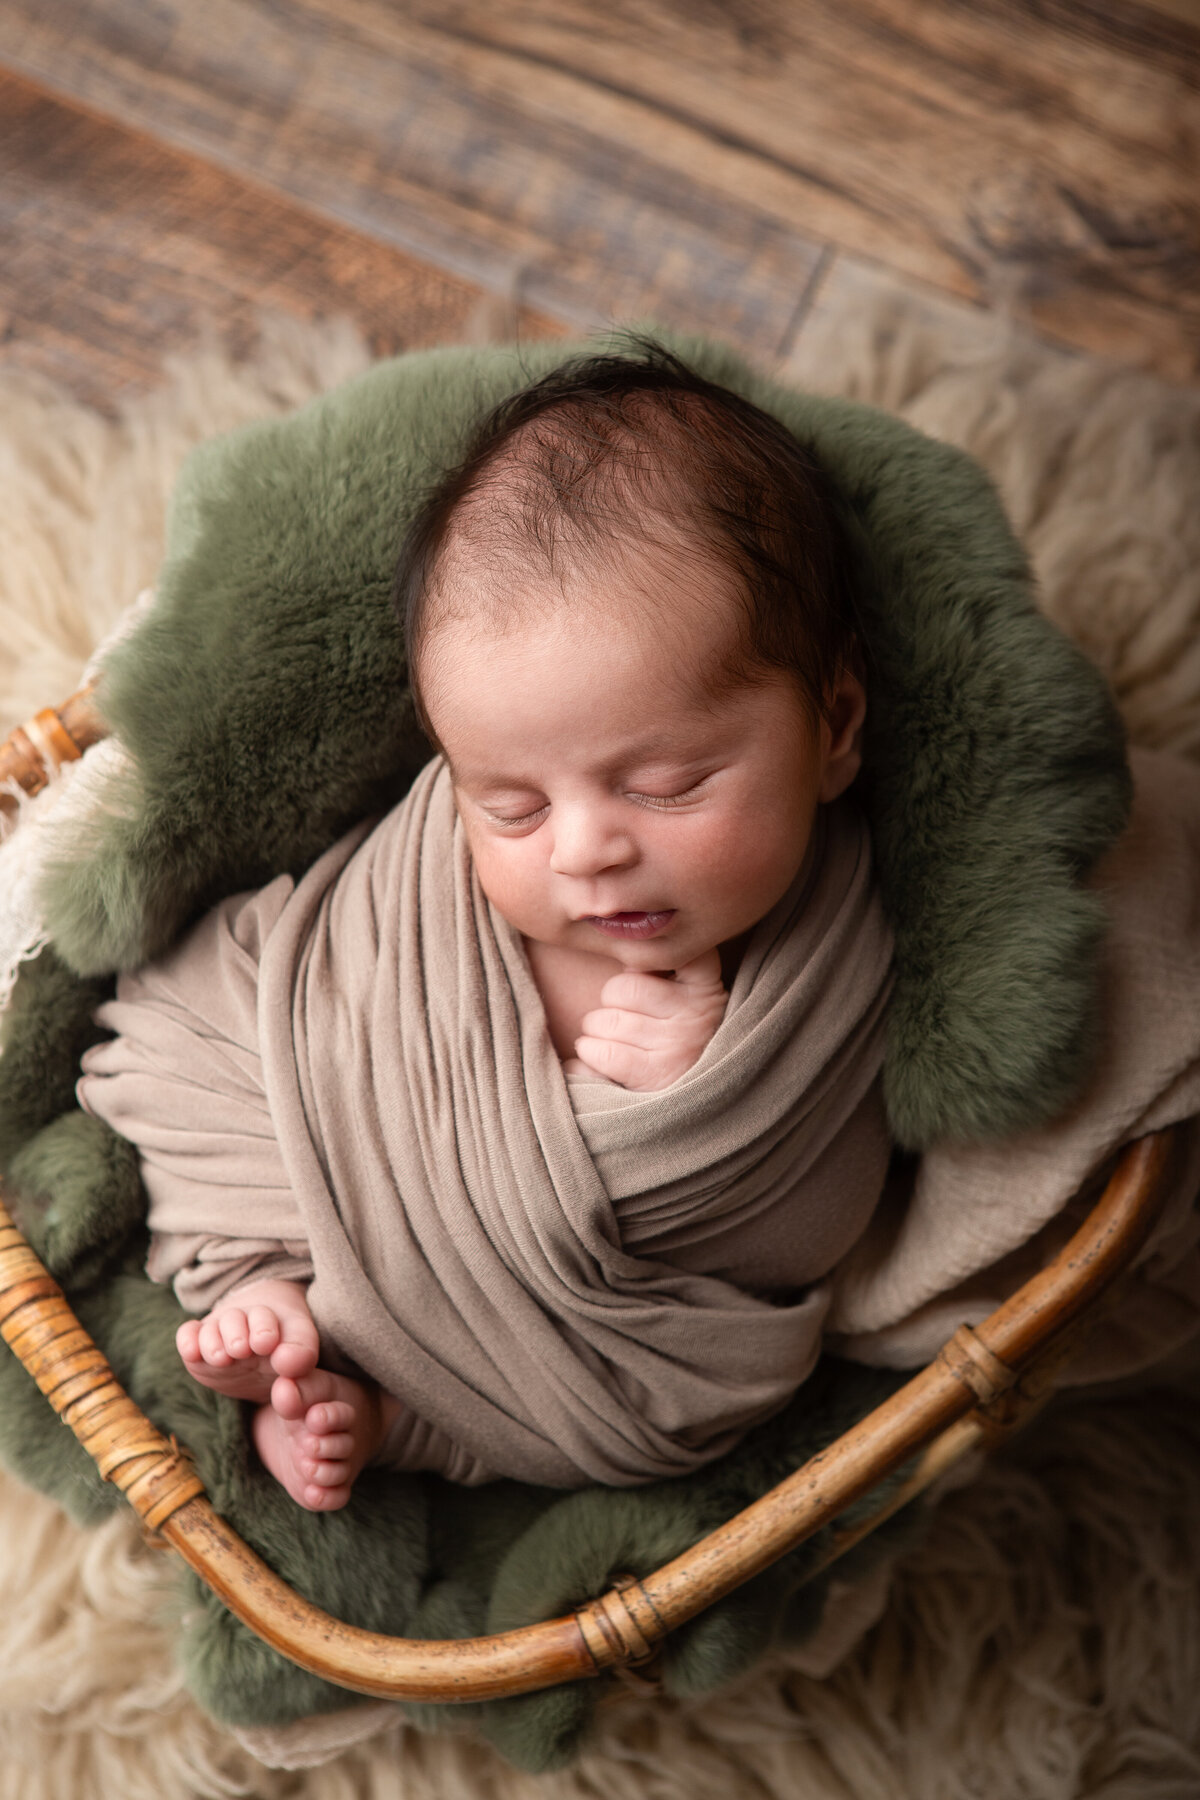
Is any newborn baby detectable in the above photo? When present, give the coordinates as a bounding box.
[79,344,894,1508]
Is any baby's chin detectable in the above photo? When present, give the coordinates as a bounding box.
[510,907,727,972]
[569,919,724,973]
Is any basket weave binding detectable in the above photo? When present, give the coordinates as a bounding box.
[0,1131,1175,1703]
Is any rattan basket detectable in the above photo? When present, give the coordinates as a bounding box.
[0,694,1175,1703]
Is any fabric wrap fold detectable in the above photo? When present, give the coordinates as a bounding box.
[79,759,894,1488]
[828,747,1200,1385]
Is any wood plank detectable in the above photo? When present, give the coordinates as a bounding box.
[0,0,1196,377]
[0,70,556,410]
[412,0,1200,376]
[1138,0,1200,25]
[0,0,831,364]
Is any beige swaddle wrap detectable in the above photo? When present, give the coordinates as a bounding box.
[79,758,894,1488]
[828,748,1200,1385]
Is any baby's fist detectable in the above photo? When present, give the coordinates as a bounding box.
[573,949,727,1092]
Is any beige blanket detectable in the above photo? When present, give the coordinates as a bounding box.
[78,758,894,1487]
[828,747,1200,1384]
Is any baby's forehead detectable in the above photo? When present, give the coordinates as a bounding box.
[424,585,803,778]
[433,473,744,613]
[427,536,750,688]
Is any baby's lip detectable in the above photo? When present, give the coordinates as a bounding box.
[574,907,672,921]
[580,909,676,940]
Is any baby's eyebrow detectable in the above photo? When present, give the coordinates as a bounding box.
[447,763,543,796]
[606,734,730,773]
[446,729,729,792]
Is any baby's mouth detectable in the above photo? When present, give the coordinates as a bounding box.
[582,910,675,940]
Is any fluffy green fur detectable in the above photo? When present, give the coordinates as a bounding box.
[0,1104,907,1767]
[0,333,1132,1768]
[36,331,1129,1145]
[0,949,113,1170]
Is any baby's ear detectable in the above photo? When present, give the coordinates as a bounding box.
[817,671,867,803]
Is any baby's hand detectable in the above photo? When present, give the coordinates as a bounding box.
[176,1279,320,1403]
[571,949,727,1092]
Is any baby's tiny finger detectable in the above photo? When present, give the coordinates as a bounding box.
[575,1034,654,1089]
[579,1006,665,1048]
[598,970,681,1017]
[672,948,725,993]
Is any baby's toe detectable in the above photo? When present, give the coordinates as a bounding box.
[176,1320,203,1364]
[304,1399,356,1436]
[247,1306,281,1354]
[287,1369,340,1414]
[303,1430,355,1463]
[217,1309,252,1357]
[197,1314,233,1366]
[307,1456,353,1489]
[270,1375,305,1420]
[271,1313,321,1379]
[271,1339,318,1380]
[301,1481,351,1511]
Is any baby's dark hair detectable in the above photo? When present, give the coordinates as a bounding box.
[395,340,862,736]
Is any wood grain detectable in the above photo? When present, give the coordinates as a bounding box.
[0,0,833,362]
[0,71,554,408]
[0,0,1195,376]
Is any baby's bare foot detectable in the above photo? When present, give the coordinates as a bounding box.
[251,1369,385,1511]
[176,1300,320,1404]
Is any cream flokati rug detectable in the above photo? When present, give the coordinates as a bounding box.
[2,306,1200,1800]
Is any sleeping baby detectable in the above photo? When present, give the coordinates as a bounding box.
[77,345,895,1509]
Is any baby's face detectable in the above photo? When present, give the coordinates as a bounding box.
[422,555,863,973]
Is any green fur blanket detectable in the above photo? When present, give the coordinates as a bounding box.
[0,333,1129,1771]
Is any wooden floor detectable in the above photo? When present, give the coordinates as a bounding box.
[0,0,1196,411]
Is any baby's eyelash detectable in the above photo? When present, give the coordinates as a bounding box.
[628,781,707,809]
[479,778,710,825]
[486,803,549,828]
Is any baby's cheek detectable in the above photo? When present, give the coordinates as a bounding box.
[683,813,770,883]
[686,809,814,918]
[468,838,553,937]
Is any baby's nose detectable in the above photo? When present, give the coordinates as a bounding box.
[548,807,636,878]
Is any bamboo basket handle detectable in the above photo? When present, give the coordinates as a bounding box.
[0,684,106,825]
[0,1131,1174,1704]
